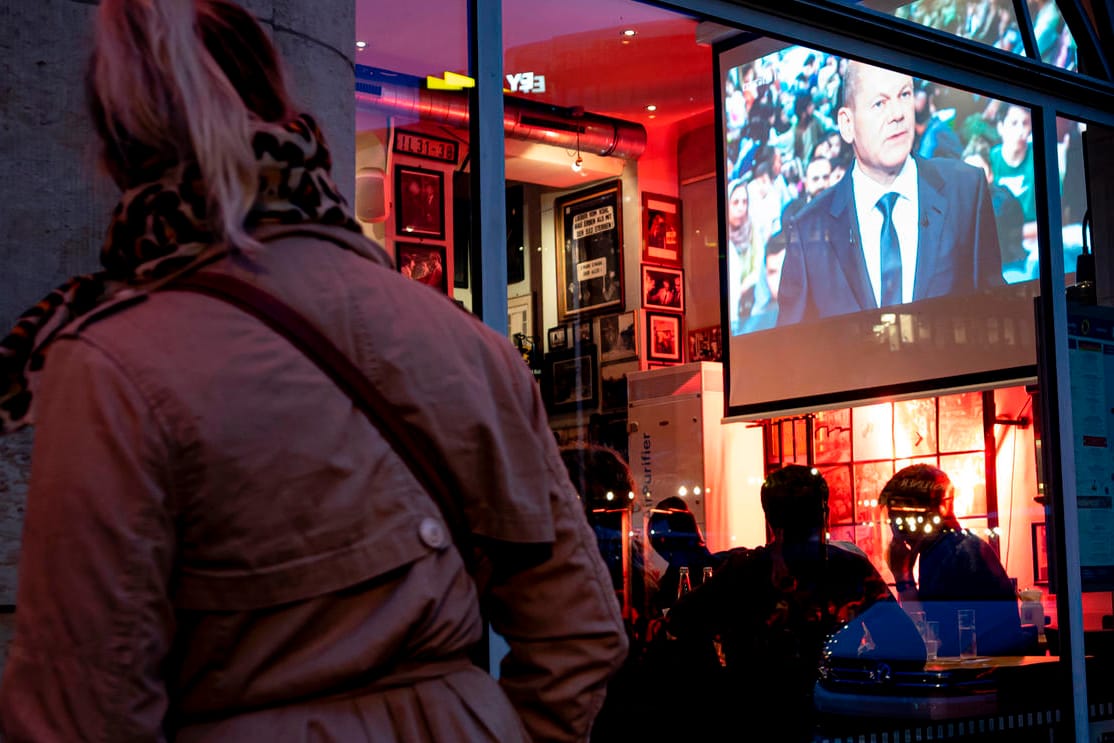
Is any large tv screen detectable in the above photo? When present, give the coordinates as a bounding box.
[717,38,1080,418]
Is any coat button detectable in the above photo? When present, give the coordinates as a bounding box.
[419,517,447,550]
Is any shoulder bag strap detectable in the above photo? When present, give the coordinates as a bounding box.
[168,270,477,574]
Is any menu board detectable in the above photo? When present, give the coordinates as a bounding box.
[1066,303,1114,589]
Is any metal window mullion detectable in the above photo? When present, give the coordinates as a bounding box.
[1013,0,1041,62]
[1032,103,1089,743]
[1057,0,1113,80]
[655,0,1114,125]
[468,0,507,332]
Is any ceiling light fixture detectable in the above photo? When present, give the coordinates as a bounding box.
[646,104,657,112]
[622,28,637,37]
[356,40,367,49]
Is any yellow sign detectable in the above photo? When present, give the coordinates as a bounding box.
[426,71,475,90]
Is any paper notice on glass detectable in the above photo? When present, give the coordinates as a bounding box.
[1067,306,1114,587]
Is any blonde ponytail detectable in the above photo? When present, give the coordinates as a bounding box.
[91,0,259,249]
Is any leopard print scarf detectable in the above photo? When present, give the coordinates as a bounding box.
[0,113,362,434]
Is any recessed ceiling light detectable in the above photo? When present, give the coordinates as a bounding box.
[621,28,636,37]
[356,40,367,49]
[646,104,657,112]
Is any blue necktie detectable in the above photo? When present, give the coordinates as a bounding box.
[877,192,902,307]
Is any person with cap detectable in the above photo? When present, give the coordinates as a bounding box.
[877,465,1024,654]
[657,465,923,740]
[880,464,1028,657]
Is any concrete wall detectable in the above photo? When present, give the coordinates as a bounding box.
[0,0,355,676]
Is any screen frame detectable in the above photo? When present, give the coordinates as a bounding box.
[713,30,1046,421]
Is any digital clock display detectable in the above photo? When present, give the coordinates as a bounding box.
[394,130,458,164]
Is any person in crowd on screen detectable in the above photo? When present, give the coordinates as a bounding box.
[0,1,627,739]
[1030,0,1066,63]
[827,147,852,187]
[792,92,830,164]
[727,178,762,334]
[777,59,1002,326]
[741,234,790,333]
[989,103,1038,246]
[817,55,841,104]
[780,154,832,227]
[741,154,832,333]
[963,138,1028,276]
[655,466,924,741]
[880,464,1029,657]
[747,159,782,247]
[914,81,964,160]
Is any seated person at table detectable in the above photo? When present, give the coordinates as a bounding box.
[660,466,923,741]
[559,443,652,743]
[559,443,652,639]
[880,464,1028,657]
[647,497,722,616]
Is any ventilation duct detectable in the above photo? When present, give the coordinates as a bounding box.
[355,68,647,160]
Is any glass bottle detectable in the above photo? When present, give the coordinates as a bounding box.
[702,566,714,585]
[676,566,693,600]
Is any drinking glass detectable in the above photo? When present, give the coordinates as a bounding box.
[957,609,977,658]
[924,621,940,661]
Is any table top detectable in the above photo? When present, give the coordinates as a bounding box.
[924,654,1058,671]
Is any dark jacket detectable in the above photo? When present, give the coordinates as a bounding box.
[778,156,1003,325]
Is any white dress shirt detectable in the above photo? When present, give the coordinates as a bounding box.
[851,157,920,306]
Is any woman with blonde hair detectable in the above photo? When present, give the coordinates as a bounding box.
[0,1,626,739]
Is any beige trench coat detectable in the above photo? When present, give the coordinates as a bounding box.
[0,224,627,741]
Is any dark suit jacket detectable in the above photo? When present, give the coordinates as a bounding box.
[777,157,1003,325]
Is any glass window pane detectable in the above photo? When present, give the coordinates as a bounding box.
[852,402,894,461]
[896,0,1027,55]
[821,464,854,525]
[354,1,467,293]
[826,0,1028,57]
[894,397,938,458]
[940,451,989,515]
[1058,116,1089,288]
[815,408,852,464]
[855,461,894,520]
[766,420,782,464]
[1027,0,1078,70]
[939,390,984,451]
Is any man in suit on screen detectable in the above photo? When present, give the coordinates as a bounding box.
[777,60,1002,326]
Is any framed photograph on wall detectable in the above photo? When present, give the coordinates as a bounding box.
[507,294,532,345]
[645,311,683,364]
[571,320,594,346]
[599,310,638,362]
[395,164,445,239]
[548,325,569,352]
[687,324,723,362]
[554,181,624,323]
[395,242,447,293]
[600,359,639,411]
[1032,522,1049,585]
[543,345,598,416]
[642,192,682,267]
[642,264,684,313]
